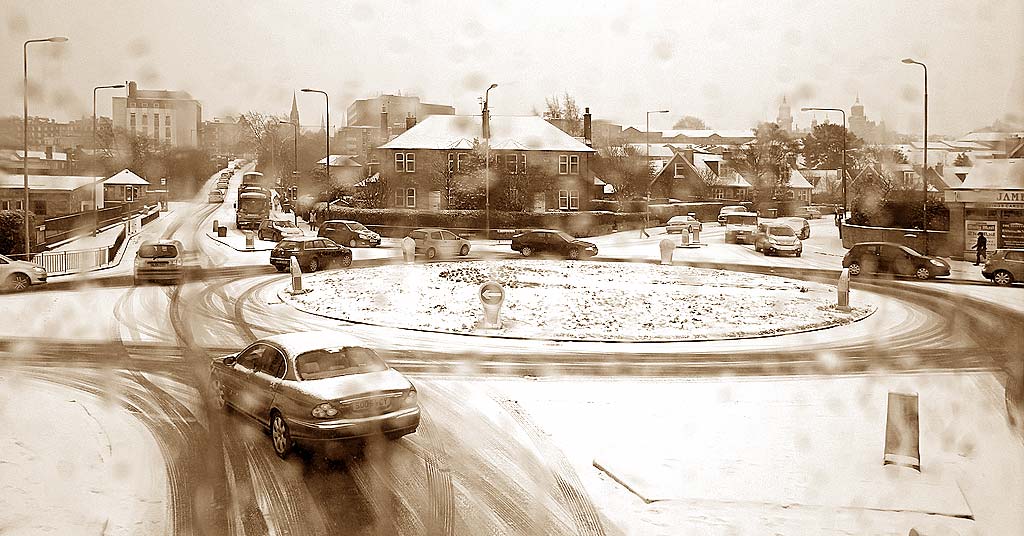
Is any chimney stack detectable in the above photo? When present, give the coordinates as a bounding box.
[583,107,592,147]
[406,112,416,130]
[682,148,694,164]
[128,81,137,97]
[380,105,389,143]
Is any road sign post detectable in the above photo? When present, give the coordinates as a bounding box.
[659,239,674,265]
[478,280,505,329]
[245,230,254,249]
[401,236,416,264]
[837,268,851,312]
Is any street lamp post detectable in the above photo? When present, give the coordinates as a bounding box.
[93,83,125,234]
[22,36,68,258]
[801,107,847,239]
[483,83,497,241]
[301,88,329,185]
[643,109,670,238]
[902,58,929,254]
[280,119,299,225]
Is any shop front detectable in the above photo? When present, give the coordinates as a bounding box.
[944,160,1024,258]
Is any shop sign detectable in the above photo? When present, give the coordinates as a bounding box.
[964,220,997,251]
[1001,221,1024,249]
[946,190,1024,204]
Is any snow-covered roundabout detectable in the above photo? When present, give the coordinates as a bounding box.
[280,260,876,341]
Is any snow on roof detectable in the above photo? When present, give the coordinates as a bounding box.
[960,131,1024,143]
[103,169,150,186]
[721,173,752,188]
[380,115,595,152]
[787,169,813,189]
[12,149,69,161]
[317,155,363,167]
[625,143,675,158]
[954,159,1024,190]
[659,129,755,140]
[0,174,98,191]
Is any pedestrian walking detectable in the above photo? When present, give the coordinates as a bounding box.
[971,231,987,265]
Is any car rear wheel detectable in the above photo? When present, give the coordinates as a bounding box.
[270,412,292,459]
[306,257,319,273]
[459,244,470,256]
[521,246,533,257]
[848,262,862,276]
[568,248,580,260]
[915,266,932,280]
[426,247,436,260]
[993,270,1014,286]
[5,273,31,292]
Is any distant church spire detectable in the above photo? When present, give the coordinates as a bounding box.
[289,92,300,126]
[777,95,793,133]
[319,115,325,134]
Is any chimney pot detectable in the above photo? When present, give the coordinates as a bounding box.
[583,107,593,147]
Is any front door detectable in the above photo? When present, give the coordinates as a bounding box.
[430,191,441,211]
[250,346,287,425]
[532,193,546,213]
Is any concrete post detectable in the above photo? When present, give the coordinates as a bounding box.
[680,228,690,247]
[212,219,219,233]
[659,239,674,265]
[401,236,416,264]
[245,230,254,249]
[837,268,851,312]
[691,225,701,244]
[289,256,304,294]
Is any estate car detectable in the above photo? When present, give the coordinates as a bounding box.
[511,229,598,259]
[407,228,471,259]
[319,220,381,248]
[842,242,950,280]
[270,237,352,273]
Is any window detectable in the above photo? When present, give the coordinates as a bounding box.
[395,189,403,206]
[130,113,136,133]
[395,152,405,172]
[394,152,415,172]
[569,155,579,174]
[165,127,171,139]
[165,115,171,127]
[557,190,579,210]
[457,152,467,172]
[447,152,455,173]
[506,154,518,174]
[406,188,416,207]
[154,115,159,131]
[903,171,915,183]
[519,153,527,174]
[674,163,685,177]
[559,155,569,174]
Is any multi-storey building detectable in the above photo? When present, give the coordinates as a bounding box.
[346,94,454,137]
[112,81,202,147]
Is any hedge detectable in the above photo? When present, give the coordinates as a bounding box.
[316,207,651,238]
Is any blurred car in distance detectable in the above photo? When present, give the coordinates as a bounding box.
[842,242,950,280]
[511,229,598,259]
[135,239,185,284]
[0,253,47,292]
[792,206,822,219]
[208,190,225,203]
[982,249,1024,286]
[257,218,302,241]
[724,212,759,244]
[718,205,747,225]
[407,228,471,259]
[209,330,420,458]
[319,220,381,248]
[754,223,803,256]
[270,236,352,273]
[665,215,703,234]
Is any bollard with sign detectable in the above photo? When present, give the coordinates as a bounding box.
[837,268,851,312]
[691,225,701,244]
[212,219,219,233]
[478,280,505,329]
[218,226,227,237]
[289,256,306,294]
[245,230,254,249]
[679,228,690,247]
[401,236,416,264]
[659,239,675,265]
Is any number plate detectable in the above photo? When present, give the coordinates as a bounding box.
[350,398,390,411]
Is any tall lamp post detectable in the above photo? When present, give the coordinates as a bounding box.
[279,119,299,225]
[902,58,929,254]
[801,107,846,238]
[644,109,670,237]
[301,88,329,184]
[23,36,68,258]
[93,83,125,233]
[483,83,497,241]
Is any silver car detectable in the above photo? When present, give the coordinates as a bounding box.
[210,331,420,458]
[408,228,471,259]
[0,253,47,292]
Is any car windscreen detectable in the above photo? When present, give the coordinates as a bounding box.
[139,244,178,258]
[274,220,296,228]
[726,215,757,225]
[556,231,575,241]
[295,346,388,380]
[768,226,795,236]
[348,222,368,231]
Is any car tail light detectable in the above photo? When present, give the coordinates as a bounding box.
[311,402,338,418]
[402,389,418,408]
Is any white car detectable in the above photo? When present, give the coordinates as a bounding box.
[0,253,47,292]
[665,215,703,234]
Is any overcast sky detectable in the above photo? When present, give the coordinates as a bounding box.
[3,0,1022,137]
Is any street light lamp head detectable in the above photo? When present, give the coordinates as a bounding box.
[47,36,69,42]
[800,107,812,112]
[300,88,315,93]
[655,110,670,113]
[111,84,125,88]
[901,58,916,64]
[488,83,498,90]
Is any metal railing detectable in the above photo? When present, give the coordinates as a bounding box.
[32,247,109,275]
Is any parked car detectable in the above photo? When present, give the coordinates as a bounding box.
[210,331,420,458]
[257,218,302,241]
[723,212,759,244]
[774,217,811,239]
[0,253,47,292]
[220,171,231,180]
[135,239,185,284]
[319,220,381,248]
[665,215,703,234]
[208,190,225,203]
[792,206,822,219]
[754,223,803,256]
[271,237,352,273]
[842,242,951,280]
[511,230,598,259]
[718,205,747,225]
[982,249,1024,286]
[407,228,471,259]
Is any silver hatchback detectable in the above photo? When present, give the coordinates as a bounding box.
[408,228,471,259]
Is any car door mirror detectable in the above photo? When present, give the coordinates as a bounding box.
[223,354,237,366]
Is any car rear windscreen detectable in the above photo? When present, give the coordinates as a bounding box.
[139,244,178,258]
[295,346,388,380]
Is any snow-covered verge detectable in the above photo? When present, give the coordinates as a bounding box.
[0,370,167,535]
[468,372,1023,535]
[280,260,874,341]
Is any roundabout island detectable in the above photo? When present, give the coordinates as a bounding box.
[279,260,875,342]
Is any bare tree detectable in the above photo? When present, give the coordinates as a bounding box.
[543,92,583,136]
[592,145,649,201]
[672,115,709,130]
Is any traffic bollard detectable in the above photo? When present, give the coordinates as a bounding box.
[217,226,227,237]
[883,391,920,472]
[837,268,851,312]
[289,256,305,294]
[659,239,674,265]
[692,225,701,244]
[478,280,505,329]
[401,236,416,264]
[680,228,690,247]
[212,219,219,233]
[245,230,254,249]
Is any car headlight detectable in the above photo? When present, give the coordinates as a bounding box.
[929,259,944,267]
[311,402,339,418]
[32,266,46,274]
[403,389,418,408]
[768,237,779,244]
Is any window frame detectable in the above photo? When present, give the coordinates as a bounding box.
[405,187,416,207]
[558,155,569,175]
[395,152,405,173]
[558,189,569,210]
[569,155,579,175]
[404,153,415,173]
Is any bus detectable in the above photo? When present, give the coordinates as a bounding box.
[236,191,270,230]
[241,171,265,189]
